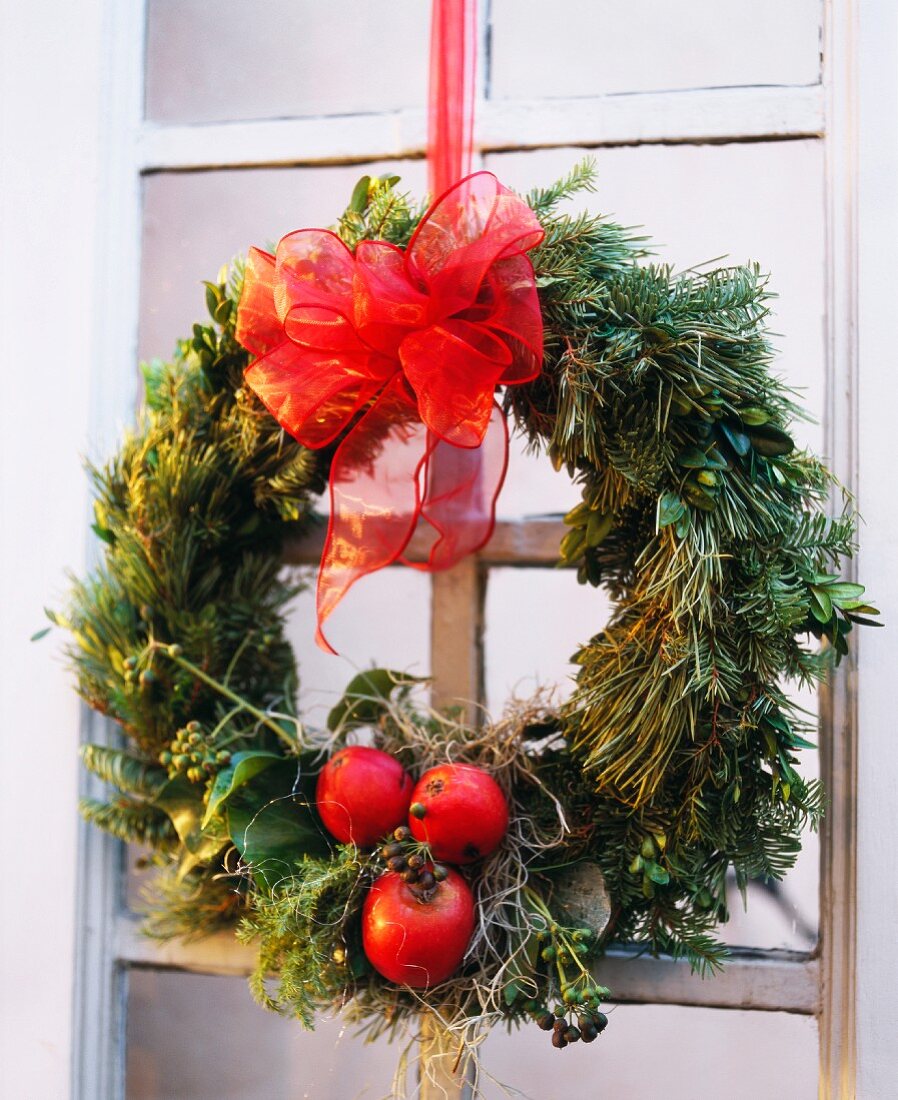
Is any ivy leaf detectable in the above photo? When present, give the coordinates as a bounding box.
[202,750,282,828]
[327,668,424,732]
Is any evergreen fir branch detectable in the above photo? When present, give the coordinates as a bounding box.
[79,796,178,850]
[80,743,168,800]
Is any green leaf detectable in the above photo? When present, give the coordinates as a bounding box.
[676,447,707,469]
[30,626,51,642]
[227,762,329,893]
[203,282,219,317]
[202,750,282,828]
[845,613,884,628]
[747,424,794,457]
[719,422,751,457]
[349,951,372,979]
[764,712,790,735]
[349,175,372,214]
[504,979,522,1007]
[790,734,817,750]
[658,491,686,528]
[820,582,866,602]
[738,406,770,427]
[327,668,424,732]
[81,743,168,799]
[645,861,670,886]
[703,447,729,470]
[585,510,613,547]
[155,777,226,868]
[91,522,115,546]
[810,586,833,624]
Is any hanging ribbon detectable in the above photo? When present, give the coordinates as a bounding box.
[235,0,545,652]
[428,0,477,197]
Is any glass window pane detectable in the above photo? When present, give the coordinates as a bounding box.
[490,0,821,100]
[126,972,818,1100]
[126,969,405,1099]
[145,0,429,124]
[139,161,427,364]
[287,568,432,725]
[480,1005,818,1099]
[483,567,612,712]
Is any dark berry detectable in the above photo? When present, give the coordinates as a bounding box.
[537,1013,554,1031]
[551,1031,568,1049]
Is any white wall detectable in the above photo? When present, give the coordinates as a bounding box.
[0,0,105,1096]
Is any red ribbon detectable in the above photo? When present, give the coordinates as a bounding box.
[428,0,477,197]
[236,172,544,651]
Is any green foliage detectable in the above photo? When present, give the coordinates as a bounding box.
[79,796,177,850]
[62,162,880,1034]
[64,264,321,905]
[237,847,373,1027]
[326,667,424,732]
[227,758,330,893]
[505,160,877,968]
[335,173,425,251]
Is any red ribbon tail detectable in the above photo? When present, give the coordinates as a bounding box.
[314,379,427,653]
[403,402,509,572]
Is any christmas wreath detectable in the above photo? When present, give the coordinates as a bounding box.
[58,161,878,1088]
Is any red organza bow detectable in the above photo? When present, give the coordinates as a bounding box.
[236,171,544,651]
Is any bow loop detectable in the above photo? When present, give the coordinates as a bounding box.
[236,171,544,649]
[408,172,545,316]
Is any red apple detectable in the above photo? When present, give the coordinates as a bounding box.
[362,868,475,987]
[315,746,413,848]
[408,763,509,864]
